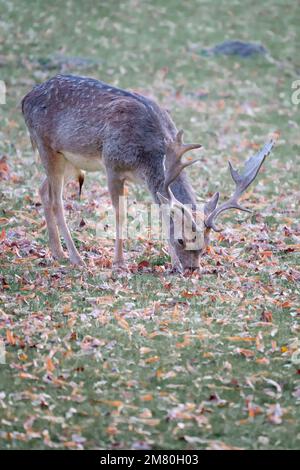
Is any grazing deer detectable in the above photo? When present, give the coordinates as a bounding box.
[22,74,274,271]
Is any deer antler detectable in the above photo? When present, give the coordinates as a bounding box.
[205,140,275,232]
[162,129,202,197]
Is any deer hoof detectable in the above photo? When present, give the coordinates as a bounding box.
[112,260,128,271]
[52,250,66,261]
[70,255,86,267]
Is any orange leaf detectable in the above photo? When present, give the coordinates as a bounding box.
[46,357,55,372]
[0,228,6,242]
[116,317,130,332]
[261,311,273,323]
[181,290,194,298]
[18,352,28,361]
[203,351,214,358]
[227,336,256,342]
[260,250,273,258]
[281,301,292,309]
[6,330,16,345]
[256,357,270,365]
[100,400,123,408]
[63,303,72,314]
[19,372,38,380]
[0,156,9,178]
[145,355,160,364]
[106,426,118,435]
[236,348,255,358]
[140,394,153,402]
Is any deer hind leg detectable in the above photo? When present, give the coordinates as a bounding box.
[39,146,85,266]
[107,172,126,267]
[39,177,65,260]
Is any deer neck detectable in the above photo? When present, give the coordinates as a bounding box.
[166,173,197,206]
[145,159,197,207]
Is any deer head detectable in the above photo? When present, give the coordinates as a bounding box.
[157,130,274,271]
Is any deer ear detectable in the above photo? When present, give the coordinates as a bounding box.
[157,192,169,205]
[204,192,220,216]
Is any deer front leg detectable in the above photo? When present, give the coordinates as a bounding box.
[168,240,183,272]
[107,174,126,267]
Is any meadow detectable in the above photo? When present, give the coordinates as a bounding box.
[0,0,299,449]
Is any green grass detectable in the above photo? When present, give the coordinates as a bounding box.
[0,0,300,450]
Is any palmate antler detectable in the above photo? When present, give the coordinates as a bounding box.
[162,129,202,197]
[204,140,275,232]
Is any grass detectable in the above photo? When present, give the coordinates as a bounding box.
[0,0,300,450]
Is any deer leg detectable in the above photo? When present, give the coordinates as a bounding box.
[107,174,126,266]
[39,146,85,266]
[51,177,85,266]
[168,240,182,272]
[39,177,65,260]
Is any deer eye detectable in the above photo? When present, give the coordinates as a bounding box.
[177,238,184,246]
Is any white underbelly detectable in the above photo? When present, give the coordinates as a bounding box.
[63,152,103,172]
[62,152,144,186]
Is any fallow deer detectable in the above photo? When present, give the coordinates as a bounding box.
[22,74,274,271]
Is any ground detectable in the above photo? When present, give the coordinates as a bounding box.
[0,0,300,450]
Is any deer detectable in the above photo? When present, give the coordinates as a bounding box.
[21,74,274,271]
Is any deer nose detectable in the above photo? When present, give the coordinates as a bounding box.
[182,254,200,270]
